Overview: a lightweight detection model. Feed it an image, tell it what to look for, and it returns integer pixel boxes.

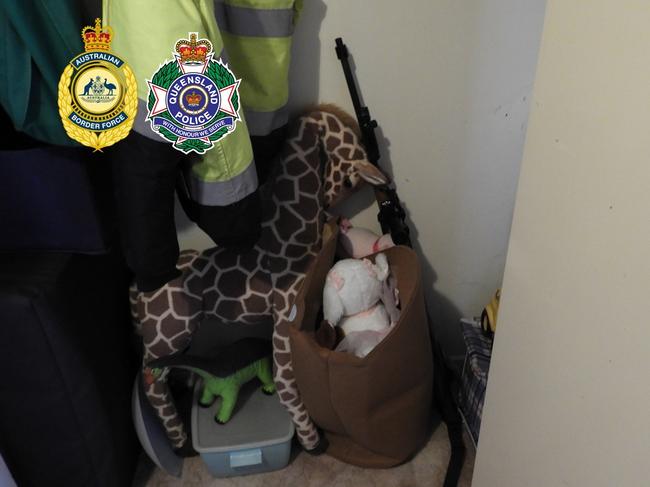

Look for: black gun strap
[432,337,466,487]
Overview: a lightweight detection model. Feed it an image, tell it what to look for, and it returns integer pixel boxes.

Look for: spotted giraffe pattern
[134,251,203,446]
[132,108,372,450]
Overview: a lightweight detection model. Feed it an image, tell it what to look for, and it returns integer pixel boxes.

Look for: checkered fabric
[458,318,493,445]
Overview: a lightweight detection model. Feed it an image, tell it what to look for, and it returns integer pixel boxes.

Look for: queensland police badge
[58,18,137,151]
[146,33,241,154]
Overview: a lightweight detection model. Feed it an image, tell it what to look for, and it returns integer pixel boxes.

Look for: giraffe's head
[324,158,390,210]
[314,105,390,210]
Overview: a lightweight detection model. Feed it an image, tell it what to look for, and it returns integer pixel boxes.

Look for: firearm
[336,40,465,487]
[335,37,412,247]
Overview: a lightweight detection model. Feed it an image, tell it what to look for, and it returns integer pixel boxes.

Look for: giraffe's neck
[259,115,332,253]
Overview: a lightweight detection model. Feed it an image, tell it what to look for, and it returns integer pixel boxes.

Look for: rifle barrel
[335,37,411,247]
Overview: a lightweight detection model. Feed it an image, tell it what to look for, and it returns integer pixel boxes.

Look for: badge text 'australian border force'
[57,18,137,151]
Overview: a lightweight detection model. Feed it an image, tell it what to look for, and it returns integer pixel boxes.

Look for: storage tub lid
[191,381,295,453]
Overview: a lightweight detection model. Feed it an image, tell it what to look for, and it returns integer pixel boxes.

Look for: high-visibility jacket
[105,0,300,206]
[215,0,302,137]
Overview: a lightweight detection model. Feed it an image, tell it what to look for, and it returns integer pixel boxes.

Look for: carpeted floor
[140,424,475,487]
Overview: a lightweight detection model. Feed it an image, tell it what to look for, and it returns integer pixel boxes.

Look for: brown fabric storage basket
[289,221,433,467]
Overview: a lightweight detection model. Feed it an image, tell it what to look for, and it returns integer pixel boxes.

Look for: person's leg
[251,125,287,184]
[112,133,194,448]
[177,180,262,253]
[111,132,181,292]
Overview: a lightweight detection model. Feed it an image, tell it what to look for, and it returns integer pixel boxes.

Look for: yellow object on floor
[481,289,501,335]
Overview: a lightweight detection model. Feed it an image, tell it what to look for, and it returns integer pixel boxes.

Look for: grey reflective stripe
[189,160,258,206]
[214,1,295,37]
[244,105,289,136]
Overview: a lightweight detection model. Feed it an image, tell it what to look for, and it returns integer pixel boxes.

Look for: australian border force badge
[58,18,136,151]
[146,33,241,154]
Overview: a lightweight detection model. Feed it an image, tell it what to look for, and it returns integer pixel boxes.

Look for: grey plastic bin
[191,380,295,478]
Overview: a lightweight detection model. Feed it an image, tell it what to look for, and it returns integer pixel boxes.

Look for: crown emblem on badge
[81,18,113,51]
[185,91,202,106]
[175,34,212,64]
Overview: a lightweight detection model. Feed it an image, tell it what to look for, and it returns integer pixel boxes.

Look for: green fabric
[0,0,299,152]
[107,0,255,184]
[0,0,82,145]
[218,0,299,114]
[222,32,291,111]
[105,0,226,101]
[294,0,304,23]
[191,113,254,181]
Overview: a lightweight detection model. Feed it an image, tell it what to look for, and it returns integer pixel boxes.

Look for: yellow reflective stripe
[222,32,290,111]
[191,115,254,182]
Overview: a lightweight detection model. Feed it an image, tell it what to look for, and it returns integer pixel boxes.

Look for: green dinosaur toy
[176,358,274,424]
[148,338,275,424]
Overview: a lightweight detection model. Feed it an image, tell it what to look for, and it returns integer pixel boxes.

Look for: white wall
[178,0,546,356]
[473,1,650,485]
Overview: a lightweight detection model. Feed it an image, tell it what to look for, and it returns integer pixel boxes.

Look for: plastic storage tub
[191,380,294,477]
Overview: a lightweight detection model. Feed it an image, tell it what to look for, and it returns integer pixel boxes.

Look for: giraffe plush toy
[132,105,390,453]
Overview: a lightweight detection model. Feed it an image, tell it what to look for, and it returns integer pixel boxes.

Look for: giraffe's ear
[355,160,390,186]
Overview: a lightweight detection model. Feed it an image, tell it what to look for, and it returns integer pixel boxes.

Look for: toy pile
[317,222,401,358]
[288,219,434,468]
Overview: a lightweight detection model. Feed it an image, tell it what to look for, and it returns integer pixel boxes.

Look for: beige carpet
[144,424,475,487]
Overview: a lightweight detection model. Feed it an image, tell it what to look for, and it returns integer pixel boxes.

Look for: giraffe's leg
[258,357,276,395]
[141,324,191,449]
[272,317,322,452]
[136,270,203,449]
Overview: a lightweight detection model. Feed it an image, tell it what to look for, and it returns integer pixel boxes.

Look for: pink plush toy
[323,253,400,357]
[338,218,395,259]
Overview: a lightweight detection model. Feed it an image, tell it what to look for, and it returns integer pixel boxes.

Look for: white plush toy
[323,253,400,357]
[338,218,395,259]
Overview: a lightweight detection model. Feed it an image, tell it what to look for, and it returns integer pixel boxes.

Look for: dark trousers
[110,133,261,292]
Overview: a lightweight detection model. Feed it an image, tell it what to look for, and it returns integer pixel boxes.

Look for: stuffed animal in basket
[323,253,400,357]
[338,218,395,259]
[147,339,275,424]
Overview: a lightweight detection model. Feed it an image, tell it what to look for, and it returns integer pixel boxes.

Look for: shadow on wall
[290,0,466,365]
[409,220,465,370]
[288,0,327,114]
